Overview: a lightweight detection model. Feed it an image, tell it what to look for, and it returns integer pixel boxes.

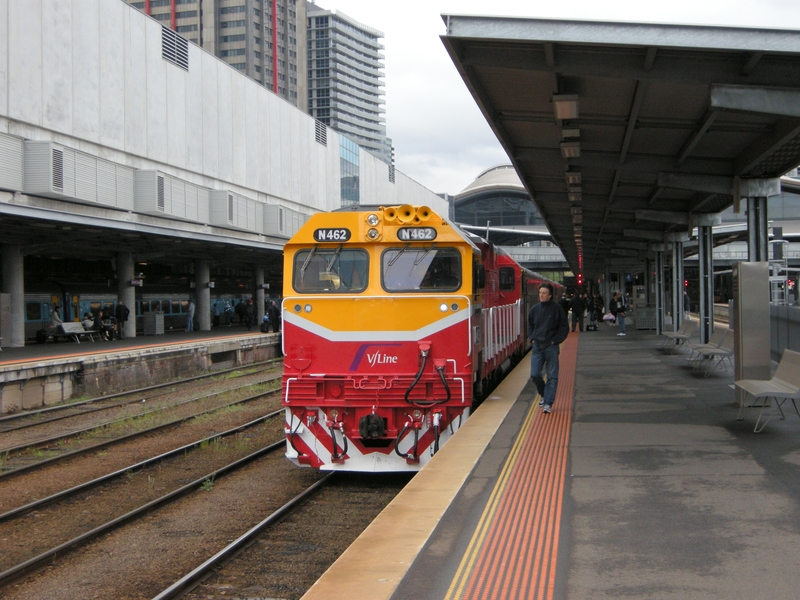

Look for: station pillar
[671,241,684,331]
[195,260,211,331]
[1,244,25,347]
[746,196,769,262]
[255,266,265,326]
[654,250,665,335]
[697,225,715,343]
[116,252,136,339]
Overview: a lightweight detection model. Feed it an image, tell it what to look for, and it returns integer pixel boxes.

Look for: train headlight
[294,304,302,312]
[439,303,448,312]
[367,228,379,239]
[304,304,313,313]
[451,303,459,312]
[367,214,380,226]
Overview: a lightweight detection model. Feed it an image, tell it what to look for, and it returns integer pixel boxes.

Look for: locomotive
[281,204,561,472]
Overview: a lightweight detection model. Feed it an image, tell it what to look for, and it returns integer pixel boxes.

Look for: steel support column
[1,244,25,347]
[672,242,684,331]
[195,260,211,331]
[698,225,714,343]
[116,252,136,339]
[747,196,769,262]
[655,251,665,335]
[255,266,265,326]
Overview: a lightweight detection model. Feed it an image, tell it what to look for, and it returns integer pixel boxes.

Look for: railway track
[0,359,280,434]
[0,414,288,589]
[0,377,282,478]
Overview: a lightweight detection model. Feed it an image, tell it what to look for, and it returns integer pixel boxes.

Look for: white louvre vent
[388,164,395,184]
[157,176,165,211]
[210,190,263,233]
[134,170,209,223]
[315,119,327,146]
[23,141,134,210]
[0,133,24,192]
[264,205,305,239]
[162,26,189,71]
[52,148,64,191]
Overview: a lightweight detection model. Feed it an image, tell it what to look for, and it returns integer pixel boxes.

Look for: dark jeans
[530,343,560,407]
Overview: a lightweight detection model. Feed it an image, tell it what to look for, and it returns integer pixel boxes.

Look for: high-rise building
[306,2,392,166]
[125,0,307,111]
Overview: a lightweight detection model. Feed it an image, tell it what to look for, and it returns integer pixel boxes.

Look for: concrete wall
[0,0,447,218]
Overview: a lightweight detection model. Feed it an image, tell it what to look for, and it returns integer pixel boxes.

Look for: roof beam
[635,209,690,225]
[623,228,666,241]
[619,80,648,164]
[657,172,734,195]
[676,110,720,166]
[734,119,800,176]
[711,84,800,118]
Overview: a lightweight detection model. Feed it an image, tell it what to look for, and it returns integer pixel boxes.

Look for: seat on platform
[660,319,697,353]
[53,322,100,344]
[734,349,800,433]
[698,332,734,377]
[686,326,729,367]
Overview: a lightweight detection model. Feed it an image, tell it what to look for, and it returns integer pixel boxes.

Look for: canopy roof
[441,16,800,275]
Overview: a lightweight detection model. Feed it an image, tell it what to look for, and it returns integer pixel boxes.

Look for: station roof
[441,16,800,276]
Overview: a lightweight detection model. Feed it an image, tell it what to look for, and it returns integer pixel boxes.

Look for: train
[281,204,563,472]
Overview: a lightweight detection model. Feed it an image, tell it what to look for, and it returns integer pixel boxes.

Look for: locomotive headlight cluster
[367,228,379,239]
[367,213,380,226]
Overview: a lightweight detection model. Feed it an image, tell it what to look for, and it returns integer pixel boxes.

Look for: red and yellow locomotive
[281,205,560,472]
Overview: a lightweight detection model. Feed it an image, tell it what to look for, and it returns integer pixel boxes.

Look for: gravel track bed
[0,367,279,452]
[0,413,286,571]
[185,473,413,600]
[0,394,282,513]
[1,454,325,600]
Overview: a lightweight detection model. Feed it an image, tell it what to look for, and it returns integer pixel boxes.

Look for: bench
[660,319,697,353]
[52,322,101,344]
[686,326,728,367]
[734,349,800,433]
[698,333,734,377]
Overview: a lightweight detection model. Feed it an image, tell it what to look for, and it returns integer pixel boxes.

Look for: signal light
[684,279,688,287]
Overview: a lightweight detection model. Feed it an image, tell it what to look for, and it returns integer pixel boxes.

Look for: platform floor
[0,325,274,367]
[303,323,800,600]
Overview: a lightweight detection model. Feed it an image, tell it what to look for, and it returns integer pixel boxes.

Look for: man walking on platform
[528,283,569,414]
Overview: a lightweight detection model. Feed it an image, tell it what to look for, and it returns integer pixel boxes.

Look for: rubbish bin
[143,311,165,335]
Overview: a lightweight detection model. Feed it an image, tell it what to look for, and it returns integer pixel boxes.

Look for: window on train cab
[499,267,516,291]
[90,301,102,315]
[26,303,42,321]
[382,247,461,292]
[293,247,368,293]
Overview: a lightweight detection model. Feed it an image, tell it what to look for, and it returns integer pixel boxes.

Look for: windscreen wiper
[326,244,343,274]
[299,245,318,284]
[388,243,410,267]
[414,243,437,266]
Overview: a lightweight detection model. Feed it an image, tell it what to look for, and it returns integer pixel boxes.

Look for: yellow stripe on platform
[445,332,578,600]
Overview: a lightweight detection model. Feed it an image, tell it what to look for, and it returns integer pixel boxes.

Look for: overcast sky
[312,0,800,195]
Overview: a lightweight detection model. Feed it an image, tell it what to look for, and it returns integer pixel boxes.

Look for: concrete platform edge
[301,358,532,600]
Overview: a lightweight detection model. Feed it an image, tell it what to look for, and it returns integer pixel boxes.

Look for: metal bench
[660,319,697,353]
[686,326,728,368]
[698,333,734,377]
[53,322,100,344]
[734,349,800,432]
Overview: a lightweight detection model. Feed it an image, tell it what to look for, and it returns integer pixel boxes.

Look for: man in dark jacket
[569,293,586,332]
[528,283,570,414]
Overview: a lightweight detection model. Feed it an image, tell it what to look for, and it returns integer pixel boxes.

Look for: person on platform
[186,300,196,332]
[244,299,255,331]
[82,313,94,330]
[528,283,569,415]
[569,293,586,332]
[50,305,63,332]
[267,299,281,333]
[115,302,130,339]
[611,291,628,336]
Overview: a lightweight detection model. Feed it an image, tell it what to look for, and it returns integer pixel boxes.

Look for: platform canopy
[441,16,800,276]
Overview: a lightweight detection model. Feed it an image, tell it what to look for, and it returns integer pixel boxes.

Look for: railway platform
[0,327,281,414]
[303,324,800,599]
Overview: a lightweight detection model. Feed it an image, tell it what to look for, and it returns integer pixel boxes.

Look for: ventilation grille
[52,148,64,191]
[315,119,327,146]
[228,194,234,223]
[388,164,395,184]
[162,26,189,71]
[157,176,165,211]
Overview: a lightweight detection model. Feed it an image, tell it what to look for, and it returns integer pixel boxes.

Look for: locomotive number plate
[314,228,351,242]
[397,227,437,241]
